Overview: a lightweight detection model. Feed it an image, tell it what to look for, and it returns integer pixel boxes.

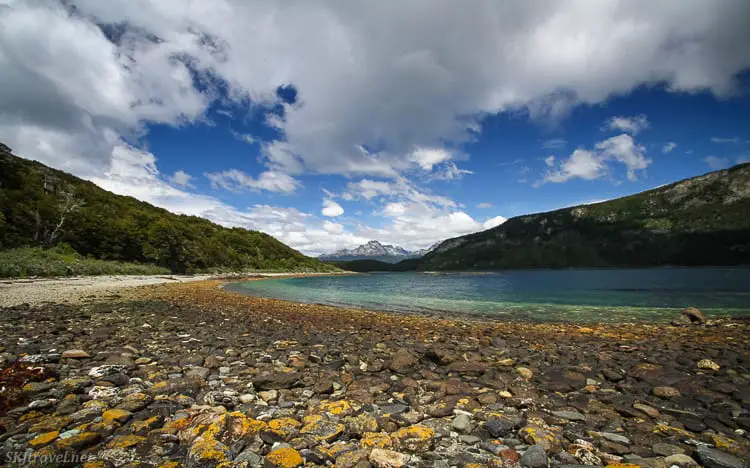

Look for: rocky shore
[0,279,748,467]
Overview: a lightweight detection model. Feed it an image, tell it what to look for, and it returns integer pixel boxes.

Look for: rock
[392,425,435,453]
[335,449,370,468]
[484,414,524,437]
[219,366,231,375]
[538,367,586,392]
[185,366,211,379]
[235,448,263,465]
[88,365,127,378]
[56,431,102,451]
[698,359,721,371]
[516,366,534,380]
[187,436,231,467]
[682,307,706,324]
[451,414,473,434]
[653,386,681,398]
[258,390,279,402]
[203,390,239,408]
[61,349,90,359]
[252,372,302,390]
[300,417,344,443]
[102,408,132,423]
[652,442,685,456]
[600,432,630,445]
[369,448,410,468]
[265,447,304,467]
[361,431,393,449]
[520,444,549,468]
[664,454,700,468]
[519,425,562,452]
[389,348,418,373]
[633,402,659,418]
[550,410,585,421]
[694,446,746,468]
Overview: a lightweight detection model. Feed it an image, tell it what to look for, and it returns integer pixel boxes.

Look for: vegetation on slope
[0,245,169,278]
[0,144,338,274]
[420,163,750,270]
[328,258,421,272]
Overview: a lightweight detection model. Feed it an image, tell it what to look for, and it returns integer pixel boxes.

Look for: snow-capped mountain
[320,240,440,263]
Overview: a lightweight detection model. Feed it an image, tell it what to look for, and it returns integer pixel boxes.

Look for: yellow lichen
[265,447,304,467]
[55,431,102,451]
[28,431,59,448]
[361,431,393,449]
[102,409,131,423]
[105,434,146,449]
[132,415,162,433]
[316,400,353,416]
[189,436,230,463]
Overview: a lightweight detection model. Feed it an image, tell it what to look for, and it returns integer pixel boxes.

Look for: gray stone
[520,444,548,468]
[695,446,746,468]
[185,367,211,379]
[451,414,473,434]
[235,448,263,466]
[551,410,585,421]
[664,454,700,468]
[600,432,630,445]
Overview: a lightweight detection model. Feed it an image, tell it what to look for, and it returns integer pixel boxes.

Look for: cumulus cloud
[321,199,344,217]
[603,115,650,135]
[205,169,300,193]
[482,215,507,229]
[168,170,194,188]
[541,133,650,184]
[4,0,750,179]
[662,142,677,153]
[3,0,750,254]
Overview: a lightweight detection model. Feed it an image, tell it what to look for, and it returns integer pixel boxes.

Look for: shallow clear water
[227,268,750,323]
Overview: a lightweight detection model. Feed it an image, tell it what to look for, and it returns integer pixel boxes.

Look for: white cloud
[205,169,300,193]
[408,147,452,171]
[232,132,257,145]
[603,115,650,135]
[4,0,750,181]
[482,215,507,230]
[321,199,344,217]
[430,162,473,180]
[737,155,750,164]
[710,137,740,144]
[703,155,730,170]
[476,202,492,209]
[382,202,407,217]
[541,133,650,184]
[594,134,650,181]
[662,142,677,153]
[168,170,194,188]
[542,149,605,184]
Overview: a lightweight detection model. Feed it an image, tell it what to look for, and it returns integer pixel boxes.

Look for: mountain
[320,240,439,263]
[0,144,337,274]
[420,163,750,270]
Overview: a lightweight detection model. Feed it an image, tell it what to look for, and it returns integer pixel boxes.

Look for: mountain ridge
[420,162,750,270]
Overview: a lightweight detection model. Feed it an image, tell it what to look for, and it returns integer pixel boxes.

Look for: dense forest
[0,144,337,274]
[420,162,750,270]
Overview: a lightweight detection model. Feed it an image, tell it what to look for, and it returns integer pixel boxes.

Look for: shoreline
[1,279,748,467]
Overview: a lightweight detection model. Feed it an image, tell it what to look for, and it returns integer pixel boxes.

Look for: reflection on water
[226,268,750,323]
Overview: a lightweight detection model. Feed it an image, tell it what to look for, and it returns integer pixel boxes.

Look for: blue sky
[2,1,750,255]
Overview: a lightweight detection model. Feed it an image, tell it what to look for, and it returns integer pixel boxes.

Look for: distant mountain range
[319,240,439,263]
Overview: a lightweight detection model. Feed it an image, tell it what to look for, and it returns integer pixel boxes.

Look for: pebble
[520,444,548,468]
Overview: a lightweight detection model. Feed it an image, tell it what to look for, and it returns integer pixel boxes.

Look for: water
[226,268,750,323]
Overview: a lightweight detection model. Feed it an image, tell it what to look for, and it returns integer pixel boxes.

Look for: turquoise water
[226,268,750,323]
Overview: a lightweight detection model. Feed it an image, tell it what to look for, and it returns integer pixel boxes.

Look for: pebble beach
[0,278,748,467]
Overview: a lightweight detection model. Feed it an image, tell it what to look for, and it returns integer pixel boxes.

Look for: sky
[1,1,750,256]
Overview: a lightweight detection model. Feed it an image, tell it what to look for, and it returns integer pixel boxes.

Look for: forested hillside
[0,144,336,273]
[420,163,750,270]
